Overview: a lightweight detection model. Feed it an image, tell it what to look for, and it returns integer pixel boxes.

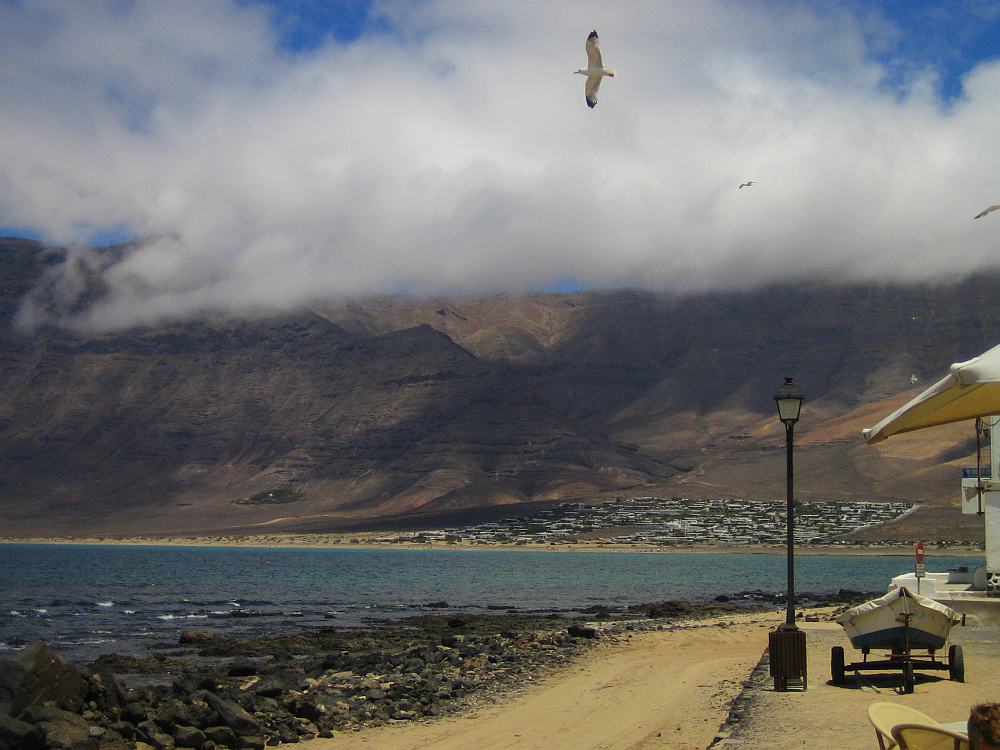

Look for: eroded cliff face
[0,238,994,536]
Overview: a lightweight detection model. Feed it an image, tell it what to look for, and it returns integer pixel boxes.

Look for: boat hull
[835,586,961,652]
[843,624,946,651]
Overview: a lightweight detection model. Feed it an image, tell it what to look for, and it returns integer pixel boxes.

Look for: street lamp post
[775,377,804,629]
[769,376,806,691]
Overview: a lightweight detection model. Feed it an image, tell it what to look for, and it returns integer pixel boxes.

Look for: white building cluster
[370,496,911,547]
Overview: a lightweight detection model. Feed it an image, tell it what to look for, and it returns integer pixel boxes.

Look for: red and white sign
[915,541,925,563]
[915,541,925,578]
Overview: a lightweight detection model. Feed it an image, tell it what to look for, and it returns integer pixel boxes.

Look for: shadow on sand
[827,671,948,694]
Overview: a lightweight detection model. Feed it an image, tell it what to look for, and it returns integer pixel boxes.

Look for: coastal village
[362,496,914,548]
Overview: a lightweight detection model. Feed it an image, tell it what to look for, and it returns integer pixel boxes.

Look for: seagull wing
[974,204,1000,219]
[585,75,602,108]
[586,31,603,68]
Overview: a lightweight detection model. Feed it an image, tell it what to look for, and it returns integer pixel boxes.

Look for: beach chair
[890,723,968,750]
[867,702,939,750]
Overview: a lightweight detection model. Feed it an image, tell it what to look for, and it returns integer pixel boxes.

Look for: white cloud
[2,0,1000,331]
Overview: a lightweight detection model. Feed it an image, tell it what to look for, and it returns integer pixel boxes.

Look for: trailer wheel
[949,644,965,682]
[902,662,915,694]
[831,646,845,685]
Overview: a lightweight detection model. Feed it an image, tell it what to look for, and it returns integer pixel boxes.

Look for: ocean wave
[156,613,209,621]
[96,601,114,608]
[63,638,113,646]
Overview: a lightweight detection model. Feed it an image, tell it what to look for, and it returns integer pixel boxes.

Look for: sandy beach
[0,534,984,557]
[292,609,998,750]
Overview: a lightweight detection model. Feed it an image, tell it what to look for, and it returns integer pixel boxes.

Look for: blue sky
[249,0,378,47]
[858,0,1000,101]
[3,1,1000,330]
[253,0,1000,99]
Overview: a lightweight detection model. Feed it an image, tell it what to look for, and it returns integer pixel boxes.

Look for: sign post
[915,540,925,594]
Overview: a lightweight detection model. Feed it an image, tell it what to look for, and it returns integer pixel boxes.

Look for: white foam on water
[96,601,113,607]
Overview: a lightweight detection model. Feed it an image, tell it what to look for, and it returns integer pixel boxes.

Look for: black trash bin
[769,627,807,691]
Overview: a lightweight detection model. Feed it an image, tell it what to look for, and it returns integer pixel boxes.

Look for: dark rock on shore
[0,642,88,717]
[628,600,696,619]
[0,712,44,749]
[0,615,586,746]
[172,724,205,748]
[199,691,261,736]
[731,589,879,607]
[18,706,90,749]
[575,605,621,620]
[228,658,258,678]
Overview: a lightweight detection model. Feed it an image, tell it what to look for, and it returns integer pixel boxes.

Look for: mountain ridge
[0,238,993,540]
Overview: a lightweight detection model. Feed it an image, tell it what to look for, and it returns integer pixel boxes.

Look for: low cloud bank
[2,1,1000,331]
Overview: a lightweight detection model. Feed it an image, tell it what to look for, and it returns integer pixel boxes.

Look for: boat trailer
[830,612,965,693]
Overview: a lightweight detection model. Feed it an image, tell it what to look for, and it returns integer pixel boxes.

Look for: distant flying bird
[739,181,756,189]
[974,204,1000,219]
[575,31,616,108]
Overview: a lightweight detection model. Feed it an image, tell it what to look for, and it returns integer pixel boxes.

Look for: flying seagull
[974,204,1000,219]
[738,181,756,189]
[575,30,616,109]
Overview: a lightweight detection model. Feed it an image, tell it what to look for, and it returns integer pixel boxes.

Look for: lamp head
[774,377,804,425]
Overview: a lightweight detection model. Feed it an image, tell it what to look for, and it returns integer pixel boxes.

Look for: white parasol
[863,342,1000,444]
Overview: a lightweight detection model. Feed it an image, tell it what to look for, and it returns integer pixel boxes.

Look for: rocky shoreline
[0,591,875,749]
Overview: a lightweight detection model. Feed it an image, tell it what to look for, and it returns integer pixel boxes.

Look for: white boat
[835,586,962,652]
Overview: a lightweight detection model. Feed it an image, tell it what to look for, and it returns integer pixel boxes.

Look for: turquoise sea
[0,544,981,662]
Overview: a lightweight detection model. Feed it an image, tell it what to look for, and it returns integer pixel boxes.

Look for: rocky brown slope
[0,238,995,538]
